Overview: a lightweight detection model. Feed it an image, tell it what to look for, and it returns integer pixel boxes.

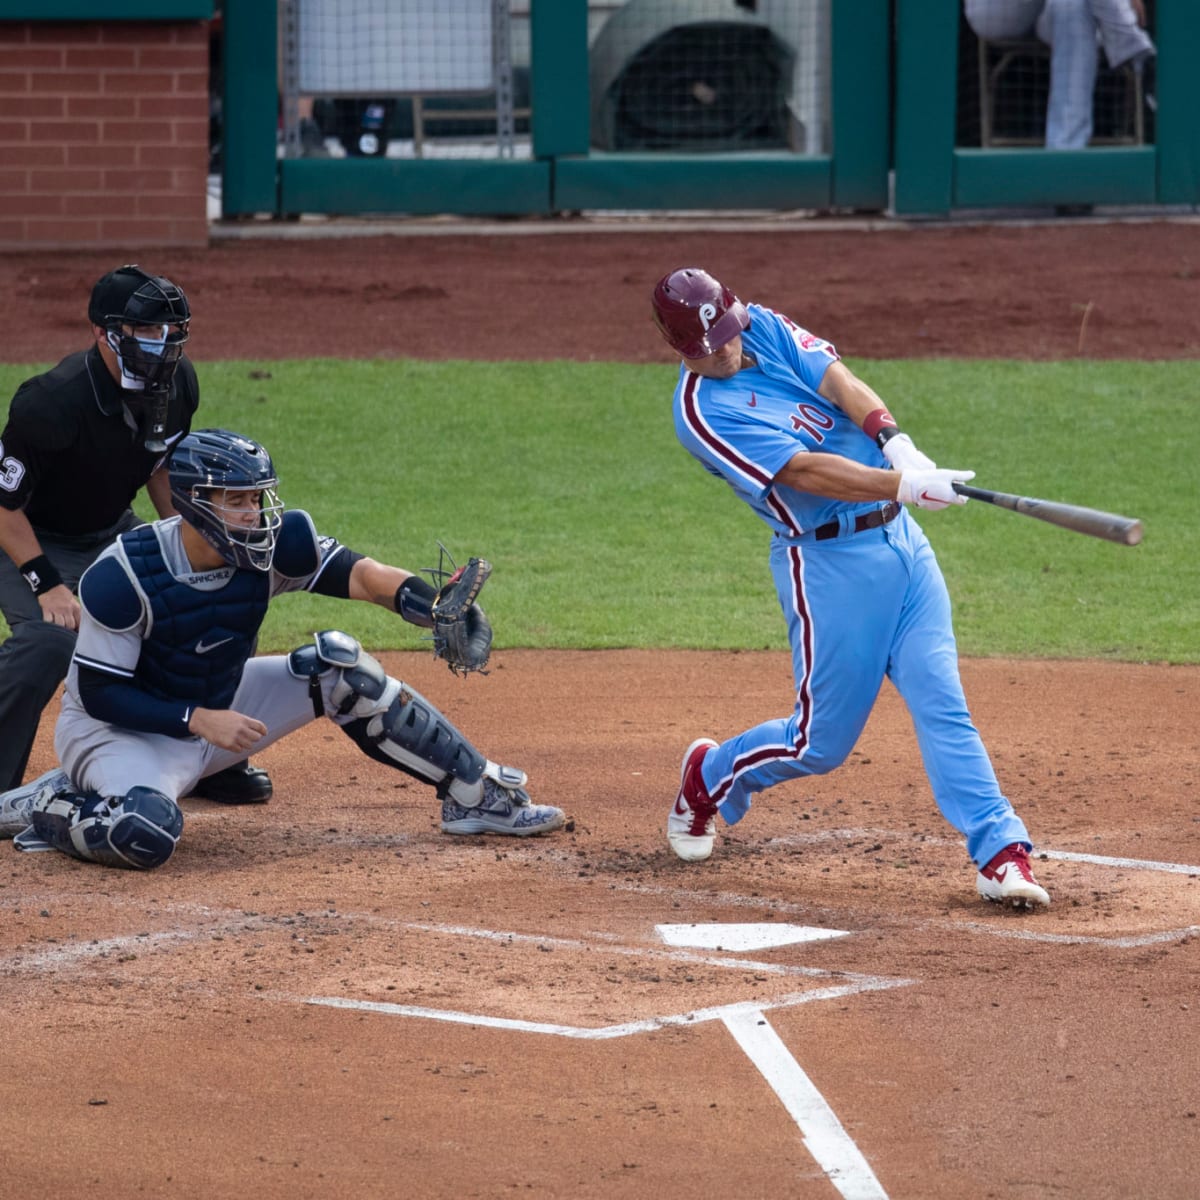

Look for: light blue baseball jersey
[673,303,886,538]
[671,304,1031,868]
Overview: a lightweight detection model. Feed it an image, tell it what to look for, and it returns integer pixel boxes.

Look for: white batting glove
[880,433,936,473]
[897,468,975,510]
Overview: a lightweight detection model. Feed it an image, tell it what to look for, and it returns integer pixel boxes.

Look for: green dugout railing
[32,0,1179,219]
[220,0,893,219]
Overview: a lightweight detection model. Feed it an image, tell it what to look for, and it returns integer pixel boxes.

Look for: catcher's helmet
[168,429,284,572]
[89,264,191,391]
[652,268,749,359]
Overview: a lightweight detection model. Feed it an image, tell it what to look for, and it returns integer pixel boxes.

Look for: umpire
[0,264,271,805]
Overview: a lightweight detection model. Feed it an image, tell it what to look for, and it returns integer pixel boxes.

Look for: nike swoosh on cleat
[992,864,1010,882]
[673,796,688,816]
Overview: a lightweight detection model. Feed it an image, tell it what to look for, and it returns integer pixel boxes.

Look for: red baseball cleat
[976,843,1051,909]
[667,738,719,862]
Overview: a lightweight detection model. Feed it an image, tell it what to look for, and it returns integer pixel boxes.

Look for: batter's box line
[1043,849,1200,874]
[302,973,913,1039]
[301,969,910,1200]
[954,922,1200,947]
[601,878,1200,949]
[756,828,1200,877]
[0,915,282,975]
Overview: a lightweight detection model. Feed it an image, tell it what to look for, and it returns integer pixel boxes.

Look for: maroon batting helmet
[652,268,749,359]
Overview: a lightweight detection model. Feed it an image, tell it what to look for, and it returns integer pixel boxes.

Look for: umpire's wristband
[18,554,63,596]
[395,575,437,628]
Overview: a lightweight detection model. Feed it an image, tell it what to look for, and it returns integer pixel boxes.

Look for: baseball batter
[0,429,565,870]
[652,268,1049,909]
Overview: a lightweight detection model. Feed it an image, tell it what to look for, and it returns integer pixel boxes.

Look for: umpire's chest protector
[121,525,270,708]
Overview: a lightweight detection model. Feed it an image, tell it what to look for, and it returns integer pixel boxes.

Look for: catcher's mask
[652,267,749,360]
[168,429,284,572]
[89,264,191,392]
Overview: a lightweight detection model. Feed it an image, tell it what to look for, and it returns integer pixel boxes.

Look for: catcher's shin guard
[29,785,182,869]
[288,630,489,804]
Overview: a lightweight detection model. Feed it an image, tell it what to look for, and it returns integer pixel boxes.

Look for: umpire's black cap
[88,264,190,328]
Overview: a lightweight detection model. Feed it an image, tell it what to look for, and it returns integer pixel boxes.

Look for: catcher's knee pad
[288,630,486,791]
[31,786,182,870]
[288,630,387,718]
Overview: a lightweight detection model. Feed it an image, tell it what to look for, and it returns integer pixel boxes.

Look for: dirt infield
[2,222,1198,1200]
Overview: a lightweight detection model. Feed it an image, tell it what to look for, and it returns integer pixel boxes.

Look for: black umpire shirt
[0,346,199,537]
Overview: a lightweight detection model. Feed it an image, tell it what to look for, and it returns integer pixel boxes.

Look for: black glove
[430,556,493,676]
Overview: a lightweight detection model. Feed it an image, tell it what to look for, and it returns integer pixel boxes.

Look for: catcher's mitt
[429,549,493,676]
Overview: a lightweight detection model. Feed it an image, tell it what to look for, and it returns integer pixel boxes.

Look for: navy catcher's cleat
[440,776,565,837]
[189,761,273,806]
[976,843,1050,909]
[667,738,719,862]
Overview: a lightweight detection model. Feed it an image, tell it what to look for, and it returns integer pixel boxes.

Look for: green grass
[2,357,1195,661]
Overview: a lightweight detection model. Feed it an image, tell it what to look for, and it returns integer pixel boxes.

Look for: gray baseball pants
[55,654,334,802]
[0,513,141,791]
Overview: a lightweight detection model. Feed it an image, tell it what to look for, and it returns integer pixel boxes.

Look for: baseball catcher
[0,428,565,870]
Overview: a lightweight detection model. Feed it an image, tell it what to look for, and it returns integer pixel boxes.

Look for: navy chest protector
[120,524,269,708]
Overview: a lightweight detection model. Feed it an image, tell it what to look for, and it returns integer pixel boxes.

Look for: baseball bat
[951,483,1143,546]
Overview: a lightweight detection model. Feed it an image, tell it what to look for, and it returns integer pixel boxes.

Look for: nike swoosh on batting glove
[897,468,975,510]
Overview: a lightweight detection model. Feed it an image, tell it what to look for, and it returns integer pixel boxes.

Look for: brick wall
[0,20,210,249]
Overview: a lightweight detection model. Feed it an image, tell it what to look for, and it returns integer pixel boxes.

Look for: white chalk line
[724,1009,890,1200]
[600,878,1199,948]
[761,828,1200,876]
[2,836,1194,981]
[0,898,908,1199]
[303,951,911,1200]
[304,973,911,1039]
[5,909,1191,975]
[953,922,1200,947]
[1040,848,1199,874]
[0,906,893,988]
[4,831,1190,1200]
[1,928,206,972]
[0,912,282,973]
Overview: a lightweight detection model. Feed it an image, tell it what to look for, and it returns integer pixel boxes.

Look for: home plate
[655,923,850,951]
